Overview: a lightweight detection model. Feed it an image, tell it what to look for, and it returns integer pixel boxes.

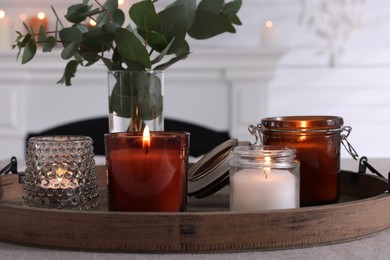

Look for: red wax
[105,132,189,212]
[28,17,48,34]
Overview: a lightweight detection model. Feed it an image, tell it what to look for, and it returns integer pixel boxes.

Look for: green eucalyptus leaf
[198,0,224,14]
[223,0,242,16]
[61,41,80,59]
[57,60,79,86]
[158,4,188,54]
[113,9,125,26]
[129,0,161,32]
[219,12,236,33]
[230,14,242,25]
[167,0,196,29]
[114,28,151,69]
[75,24,89,33]
[102,57,114,71]
[151,38,174,65]
[59,27,83,47]
[42,36,57,52]
[65,3,92,23]
[188,9,234,39]
[96,0,118,26]
[137,29,167,52]
[80,51,100,66]
[175,40,190,56]
[154,52,189,71]
[37,26,47,43]
[22,22,31,35]
[21,38,36,64]
[82,27,113,52]
[103,22,120,34]
[124,60,148,71]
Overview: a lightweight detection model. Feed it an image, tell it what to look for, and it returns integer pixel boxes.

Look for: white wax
[0,15,12,50]
[260,21,279,48]
[230,168,297,211]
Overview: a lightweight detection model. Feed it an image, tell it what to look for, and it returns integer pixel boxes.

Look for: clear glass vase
[108,70,164,132]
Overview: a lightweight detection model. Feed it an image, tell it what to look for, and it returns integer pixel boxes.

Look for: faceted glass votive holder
[24,136,99,210]
[105,131,190,212]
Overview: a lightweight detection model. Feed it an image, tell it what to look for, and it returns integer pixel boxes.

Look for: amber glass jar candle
[261,116,344,206]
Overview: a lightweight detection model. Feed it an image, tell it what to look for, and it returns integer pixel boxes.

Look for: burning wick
[142,125,150,154]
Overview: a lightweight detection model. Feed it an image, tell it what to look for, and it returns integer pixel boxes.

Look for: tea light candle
[230,168,297,211]
[105,127,190,212]
[0,10,12,49]
[41,163,80,189]
[24,136,99,210]
[260,20,278,47]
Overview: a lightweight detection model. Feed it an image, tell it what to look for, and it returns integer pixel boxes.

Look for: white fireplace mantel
[0,48,285,160]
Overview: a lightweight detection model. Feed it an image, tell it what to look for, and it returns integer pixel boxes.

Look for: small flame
[265,20,273,29]
[118,0,124,6]
[37,12,45,20]
[20,13,27,21]
[89,19,97,27]
[0,10,5,19]
[142,125,150,153]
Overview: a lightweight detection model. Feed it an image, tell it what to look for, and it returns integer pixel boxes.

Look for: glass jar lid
[188,139,251,198]
[261,116,344,131]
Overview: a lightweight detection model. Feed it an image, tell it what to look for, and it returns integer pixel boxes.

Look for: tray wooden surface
[0,166,388,253]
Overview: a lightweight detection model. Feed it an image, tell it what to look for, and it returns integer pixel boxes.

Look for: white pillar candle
[0,10,13,50]
[260,20,279,48]
[230,168,297,211]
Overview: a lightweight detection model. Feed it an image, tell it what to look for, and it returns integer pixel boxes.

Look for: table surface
[0,158,389,260]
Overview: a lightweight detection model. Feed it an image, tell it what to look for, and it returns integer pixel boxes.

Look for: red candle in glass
[105,127,189,212]
[261,116,344,206]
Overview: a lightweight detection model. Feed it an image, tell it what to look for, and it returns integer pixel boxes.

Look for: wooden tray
[0,166,388,253]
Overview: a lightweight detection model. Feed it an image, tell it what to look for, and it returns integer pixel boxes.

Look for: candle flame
[265,20,273,29]
[20,13,27,21]
[37,12,46,20]
[118,0,124,6]
[89,19,97,27]
[0,10,5,19]
[143,125,150,154]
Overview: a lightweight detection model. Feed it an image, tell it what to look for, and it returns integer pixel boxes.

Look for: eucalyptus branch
[51,5,64,29]
[94,0,115,23]
[14,0,243,86]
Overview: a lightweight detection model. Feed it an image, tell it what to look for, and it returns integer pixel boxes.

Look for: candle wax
[107,148,186,212]
[230,168,297,211]
[0,15,12,49]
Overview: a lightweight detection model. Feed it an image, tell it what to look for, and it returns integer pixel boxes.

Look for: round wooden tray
[0,166,388,253]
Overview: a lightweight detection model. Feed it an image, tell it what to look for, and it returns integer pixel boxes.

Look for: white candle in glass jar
[230,168,297,211]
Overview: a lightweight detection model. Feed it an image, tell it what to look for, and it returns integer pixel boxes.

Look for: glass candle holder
[24,136,99,210]
[105,131,190,212]
[260,116,344,206]
[229,145,300,211]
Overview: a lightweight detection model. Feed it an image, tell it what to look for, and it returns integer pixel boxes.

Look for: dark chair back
[26,118,230,157]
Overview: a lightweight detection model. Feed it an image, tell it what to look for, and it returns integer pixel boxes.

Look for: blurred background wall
[1,0,389,160]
